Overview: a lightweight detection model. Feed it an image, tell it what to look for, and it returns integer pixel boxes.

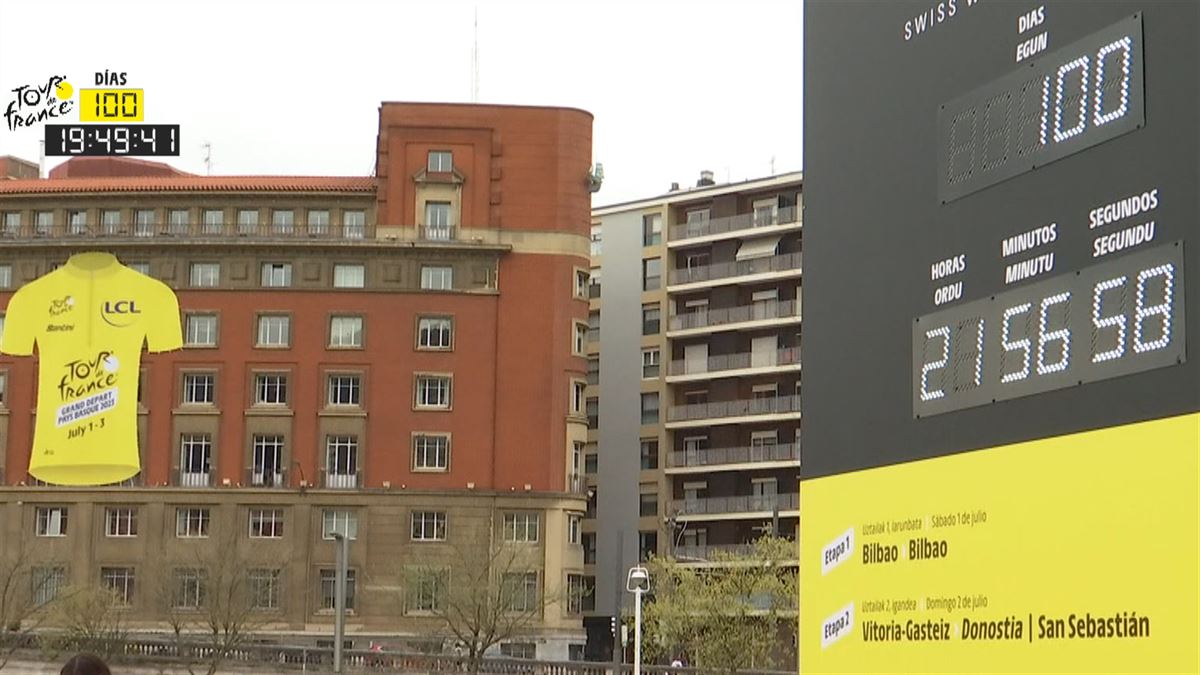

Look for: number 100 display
[913,243,1185,417]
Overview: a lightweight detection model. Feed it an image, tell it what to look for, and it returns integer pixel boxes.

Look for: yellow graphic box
[0,252,182,485]
[800,414,1199,674]
[79,88,144,121]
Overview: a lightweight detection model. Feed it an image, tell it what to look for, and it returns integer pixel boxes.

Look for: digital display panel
[913,241,1184,417]
[44,124,180,156]
[938,15,1145,202]
[78,88,144,122]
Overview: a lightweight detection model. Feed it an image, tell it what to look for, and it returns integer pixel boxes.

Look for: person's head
[60,654,111,675]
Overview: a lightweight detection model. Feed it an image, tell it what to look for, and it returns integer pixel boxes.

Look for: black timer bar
[44,124,181,157]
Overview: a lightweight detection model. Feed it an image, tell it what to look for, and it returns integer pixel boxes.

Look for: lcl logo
[101,300,141,327]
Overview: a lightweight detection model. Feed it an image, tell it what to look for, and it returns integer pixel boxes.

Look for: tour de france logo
[4,76,75,131]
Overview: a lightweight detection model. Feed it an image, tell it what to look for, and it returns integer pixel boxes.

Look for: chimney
[697,170,715,187]
[669,182,680,192]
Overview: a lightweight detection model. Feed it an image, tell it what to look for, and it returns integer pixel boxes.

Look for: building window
[407,568,446,612]
[503,572,539,612]
[417,316,453,350]
[185,314,218,347]
[202,209,224,234]
[642,214,662,246]
[687,208,711,225]
[133,209,154,236]
[424,202,452,236]
[329,315,364,348]
[567,574,585,615]
[571,381,587,416]
[420,265,453,291]
[32,566,66,606]
[101,567,135,606]
[343,210,366,239]
[0,264,11,288]
[642,349,660,378]
[1,212,19,235]
[640,392,659,424]
[640,439,659,470]
[179,434,212,487]
[176,508,210,538]
[308,210,330,235]
[256,315,291,347]
[503,513,539,543]
[642,258,661,291]
[568,514,581,545]
[182,373,215,405]
[411,511,447,541]
[573,322,587,356]
[586,397,598,429]
[500,643,536,660]
[582,533,596,564]
[428,150,453,172]
[127,261,150,276]
[249,569,282,610]
[642,304,660,335]
[322,509,359,540]
[251,435,285,487]
[271,209,294,234]
[590,225,602,256]
[328,374,361,406]
[261,262,292,288]
[319,569,356,611]
[639,530,659,561]
[413,435,450,471]
[249,508,284,538]
[238,209,258,234]
[415,375,452,409]
[99,209,120,234]
[68,210,87,235]
[31,211,53,235]
[254,373,288,405]
[639,492,659,517]
[168,209,190,234]
[333,263,365,289]
[586,358,599,385]
[325,436,359,488]
[189,262,220,288]
[574,270,589,299]
[104,507,138,537]
[35,506,68,537]
[584,453,598,475]
[172,567,207,609]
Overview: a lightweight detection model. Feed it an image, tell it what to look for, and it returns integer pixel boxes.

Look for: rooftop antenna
[202,142,212,175]
[471,5,480,102]
[770,155,776,175]
[38,140,45,178]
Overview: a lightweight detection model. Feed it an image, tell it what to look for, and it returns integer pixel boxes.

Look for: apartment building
[584,172,802,656]
[0,102,594,660]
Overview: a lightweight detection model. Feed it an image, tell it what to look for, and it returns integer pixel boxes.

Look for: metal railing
[174,470,211,488]
[418,225,457,241]
[668,252,802,286]
[4,222,371,240]
[323,470,360,489]
[669,205,800,241]
[246,468,288,488]
[672,492,799,516]
[667,299,801,332]
[673,543,756,560]
[667,394,801,422]
[668,348,800,376]
[668,442,800,468]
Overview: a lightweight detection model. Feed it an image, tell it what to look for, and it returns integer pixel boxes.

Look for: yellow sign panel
[799,414,1199,674]
[79,88,143,121]
[0,252,181,485]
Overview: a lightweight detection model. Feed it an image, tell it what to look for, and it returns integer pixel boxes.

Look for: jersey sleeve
[1,286,39,356]
[145,279,183,353]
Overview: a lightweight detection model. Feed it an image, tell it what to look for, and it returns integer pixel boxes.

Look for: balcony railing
[323,470,360,489]
[5,222,371,240]
[588,282,601,299]
[246,468,287,488]
[174,470,211,488]
[669,205,800,242]
[668,442,800,468]
[667,394,801,423]
[673,543,756,560]
[668,348,800,377]
[668,299,801,332]
[671,492,799,516]
[668,252,802,286]
[567,473,587,494]
[418,224,456,241]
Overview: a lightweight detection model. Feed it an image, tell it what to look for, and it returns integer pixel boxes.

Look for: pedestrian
[60,654,111,675]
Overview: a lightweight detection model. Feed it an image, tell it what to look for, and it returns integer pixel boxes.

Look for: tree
[0,545,65,669]
[38,585,127,662]
[642,536,798,672]
[158,526,282,675]
[402,538,564,672]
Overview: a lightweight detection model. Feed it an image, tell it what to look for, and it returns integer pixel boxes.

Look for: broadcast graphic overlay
[801,2,1198,673]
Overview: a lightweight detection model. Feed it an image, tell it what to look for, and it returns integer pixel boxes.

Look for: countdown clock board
[800,2,1198,674]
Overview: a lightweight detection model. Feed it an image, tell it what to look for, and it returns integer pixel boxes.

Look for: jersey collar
[63,252,123,279]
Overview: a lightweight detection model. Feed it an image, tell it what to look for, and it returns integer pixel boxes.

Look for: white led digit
[947,108,976,185]
[973,318,985,387]
[1133,264,1174,352]
[1093,36,1132,126]
[920,326,951,401]
[1092,276,1127,363]
[1039,75,1051,146]
[1001,303,1032,383]
[1053,56,1090,142]
[1036,292,1072,374]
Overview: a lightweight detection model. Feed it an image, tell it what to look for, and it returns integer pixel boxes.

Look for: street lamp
[331,531,350,674]
[626,566,650,675]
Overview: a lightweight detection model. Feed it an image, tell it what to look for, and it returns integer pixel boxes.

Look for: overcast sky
[0,0,802,206]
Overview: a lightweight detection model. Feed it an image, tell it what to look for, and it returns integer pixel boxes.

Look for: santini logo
[821,527,855,575]
[821,602,855,649]
[101,300,141,327]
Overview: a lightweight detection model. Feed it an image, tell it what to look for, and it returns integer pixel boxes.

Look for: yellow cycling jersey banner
[799,413,1199,674]
[0,252,182,486]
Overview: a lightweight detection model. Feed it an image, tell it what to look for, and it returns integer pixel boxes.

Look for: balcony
[673,543,755,561]
[667,252,802,290]
[174,470,211,488]
[322,470,359,489]
[417,224,456,241]
[671,492,799,520]
[667,442,800,472]
[667,348,800,382]
[246,468,287,488]
[667,299,801,336]
[567,473,588,495]
[666,394,801,428]
[588,282,601,299]
[669,206,801,246]
[6,221,371,241]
